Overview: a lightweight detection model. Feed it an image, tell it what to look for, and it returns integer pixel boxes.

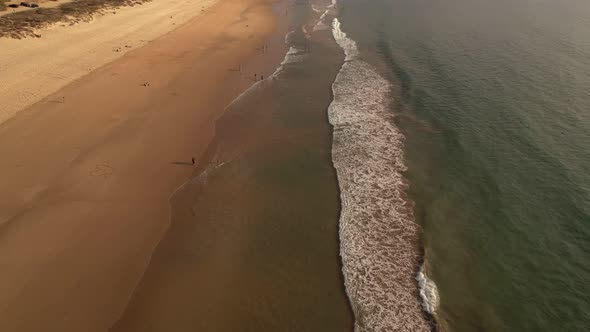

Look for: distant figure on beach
[261,75,264,80]
[192,158,196,166]
[254,73,257,79]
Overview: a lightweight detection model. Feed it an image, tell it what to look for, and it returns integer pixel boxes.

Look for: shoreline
[111,0,356,329]
[110,2,291,328]
[329,17,433,331]
[0,0,282,329]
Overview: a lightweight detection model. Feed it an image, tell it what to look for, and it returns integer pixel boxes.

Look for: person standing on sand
[192,158,196,166]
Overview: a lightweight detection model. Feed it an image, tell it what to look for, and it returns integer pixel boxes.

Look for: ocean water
[115,0,590,330]
[335,0,590,330]
[329,17,431,331]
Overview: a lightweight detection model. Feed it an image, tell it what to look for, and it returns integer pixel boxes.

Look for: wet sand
[111,5,355,328]
[0,0,282,330]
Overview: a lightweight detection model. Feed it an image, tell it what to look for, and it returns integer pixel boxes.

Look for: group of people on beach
[254,44,268,81]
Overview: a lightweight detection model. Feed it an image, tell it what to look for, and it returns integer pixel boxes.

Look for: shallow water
[111,1,356,330]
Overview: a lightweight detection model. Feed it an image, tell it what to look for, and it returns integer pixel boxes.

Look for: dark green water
[338,0,590,330]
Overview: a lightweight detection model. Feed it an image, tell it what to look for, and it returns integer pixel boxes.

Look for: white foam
[284,30,296,44]
[283,45,308,64]
[312,0,338,32]
[311,4,325,13]
[330,18,433,331]
[417,264,440,315]
[227,30,307,107]
[313,10,332,32]
[332,18,359,61]
[270,45,308,78]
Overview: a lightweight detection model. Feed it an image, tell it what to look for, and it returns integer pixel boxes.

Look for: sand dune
[0,0,71,17]
[0,0,216,125]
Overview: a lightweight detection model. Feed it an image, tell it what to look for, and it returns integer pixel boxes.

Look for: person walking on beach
[192,157,196,166]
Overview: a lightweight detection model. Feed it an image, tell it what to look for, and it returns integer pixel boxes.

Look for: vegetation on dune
[0,0,151,38]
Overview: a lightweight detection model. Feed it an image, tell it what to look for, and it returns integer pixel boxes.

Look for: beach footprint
[90,164,114,178]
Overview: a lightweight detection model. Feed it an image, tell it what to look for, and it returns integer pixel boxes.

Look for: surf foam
[417,264,439,316]
[229,29,306,107]
[269,45,308,78]
[312,0,338,31]
[329,18,434,331]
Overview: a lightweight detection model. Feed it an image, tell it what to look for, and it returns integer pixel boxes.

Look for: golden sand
[0,0,279,329]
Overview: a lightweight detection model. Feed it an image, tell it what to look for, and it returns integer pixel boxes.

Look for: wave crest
[329,18,434,331]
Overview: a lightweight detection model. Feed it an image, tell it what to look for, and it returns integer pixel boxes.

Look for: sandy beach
[0,0,217,125]
[0,0,282,330]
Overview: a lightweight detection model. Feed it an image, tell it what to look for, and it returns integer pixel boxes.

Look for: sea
[116,0,590,330]
[333,0,590,330]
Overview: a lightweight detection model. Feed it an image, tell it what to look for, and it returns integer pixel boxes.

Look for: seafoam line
[329,17,436,331]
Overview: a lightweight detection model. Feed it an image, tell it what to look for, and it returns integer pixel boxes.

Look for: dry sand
[0,0,281,330]
[0,0,217,125]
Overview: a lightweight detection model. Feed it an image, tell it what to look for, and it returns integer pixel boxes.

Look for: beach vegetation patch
[0,0,152,38]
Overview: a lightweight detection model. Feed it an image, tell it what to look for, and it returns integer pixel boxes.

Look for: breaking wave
[270,45,308,78]
[329,17,435,331]
[417,264,439,316]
